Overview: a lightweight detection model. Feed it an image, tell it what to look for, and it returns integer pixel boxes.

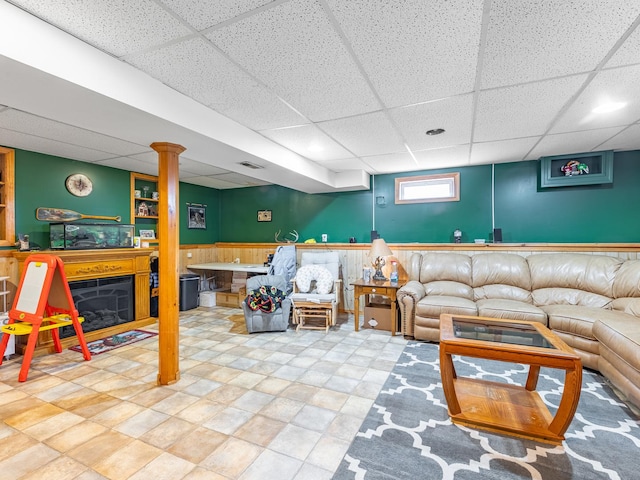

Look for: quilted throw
[245,285,286,313]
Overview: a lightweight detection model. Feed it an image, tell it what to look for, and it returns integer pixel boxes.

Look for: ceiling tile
[527,127,625,159]
[0,128,115,162]
[96,156,158,176]
[177,157,231,176]
[607,24,640,68]
[326,0,484,107]
[0,109,146,155]
[318,157,372,173]
[125,152,238,178]
[11,0,192,57]
[361,152,420,174]
[481,0,640,88]
[211,172,270,186]
[474,75,587,142]
[199,172,270,188]
[162,0,273,31]
[185,176,250,189]
[389,95,474,151]
[206,0,380,121]
[126,37,308,130]
[598,124,640,151]
[318,111,405,157]
[470,137,540,165]
[413,145,471,170]
[260,125,353,161]
[550,65,640,133]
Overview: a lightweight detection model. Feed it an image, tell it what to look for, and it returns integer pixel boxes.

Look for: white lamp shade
[369,238,393,259]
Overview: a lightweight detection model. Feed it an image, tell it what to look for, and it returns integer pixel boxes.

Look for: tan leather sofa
[397,252,640,408]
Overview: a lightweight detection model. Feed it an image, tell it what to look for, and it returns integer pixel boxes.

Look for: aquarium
[50,223,135,250]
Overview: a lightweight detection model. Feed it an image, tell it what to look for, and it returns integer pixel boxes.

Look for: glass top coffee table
[439,314,582,444]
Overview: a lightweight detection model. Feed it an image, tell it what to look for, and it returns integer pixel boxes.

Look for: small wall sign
[257,210,272,222]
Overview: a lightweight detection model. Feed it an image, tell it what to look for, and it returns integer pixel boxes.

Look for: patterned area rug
[70,329,157,355]
[333,341,640,480]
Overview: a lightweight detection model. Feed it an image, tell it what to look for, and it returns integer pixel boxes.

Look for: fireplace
[60,275,135,338]
[13,248,154,356]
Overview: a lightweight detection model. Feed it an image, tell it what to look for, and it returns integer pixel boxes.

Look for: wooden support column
[151,142,185,385]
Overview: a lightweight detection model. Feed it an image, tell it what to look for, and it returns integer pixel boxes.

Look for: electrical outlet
[187,252,192,258]
[321,234,328,242]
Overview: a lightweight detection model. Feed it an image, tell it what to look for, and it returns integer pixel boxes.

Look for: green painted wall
[219,185,372,243]
[13,149,219,248]
[220,151,640,244]
[180,182,220,244]
[8,147,640,248]
[494,151,640,242]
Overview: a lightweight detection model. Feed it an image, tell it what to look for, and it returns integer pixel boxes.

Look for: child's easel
[0,254,91,381]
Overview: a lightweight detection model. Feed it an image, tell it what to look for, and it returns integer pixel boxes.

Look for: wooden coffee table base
[439,315,582,445]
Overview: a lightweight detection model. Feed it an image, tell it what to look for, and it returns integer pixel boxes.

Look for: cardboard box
[363,304,396,331]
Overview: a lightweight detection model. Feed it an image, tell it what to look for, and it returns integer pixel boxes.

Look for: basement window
[395,172,460,204]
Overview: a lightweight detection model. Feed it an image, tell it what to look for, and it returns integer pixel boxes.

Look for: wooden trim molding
[214,242,640,253]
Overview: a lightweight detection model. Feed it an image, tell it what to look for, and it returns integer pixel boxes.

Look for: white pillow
[295,265,333,295]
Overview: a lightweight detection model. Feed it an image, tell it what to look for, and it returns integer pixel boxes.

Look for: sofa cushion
[612,260,640,299]
[528,253,622,297]
[474,284,532,303]
[612,298,640,316]
[532,287,612,308]
[472,253,532,290]
[424,280,473,299]
[416,296,477,318]
[593,313,640,374]
[476,299,547,324]
[419,252,471,285]
[542,305,624,340]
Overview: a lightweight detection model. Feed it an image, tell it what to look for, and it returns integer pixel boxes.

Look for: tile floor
[0,307,407,479]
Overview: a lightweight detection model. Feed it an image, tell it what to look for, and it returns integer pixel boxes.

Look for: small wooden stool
[293,301,333,332]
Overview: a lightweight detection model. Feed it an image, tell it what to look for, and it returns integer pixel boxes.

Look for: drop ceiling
[1,0,639,193]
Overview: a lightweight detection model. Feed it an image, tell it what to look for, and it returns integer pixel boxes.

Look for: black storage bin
[179,274,200,311]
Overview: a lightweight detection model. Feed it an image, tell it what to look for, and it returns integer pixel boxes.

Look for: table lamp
[369,238,393,280]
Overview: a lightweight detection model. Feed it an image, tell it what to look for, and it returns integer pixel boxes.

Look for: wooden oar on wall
[36,208,121,222]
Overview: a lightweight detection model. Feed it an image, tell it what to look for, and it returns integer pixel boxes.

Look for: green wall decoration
[7,146,640,248]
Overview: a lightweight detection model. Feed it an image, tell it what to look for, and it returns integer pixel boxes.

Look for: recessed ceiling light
[592,102,627,114]
[308,143,323,153]
[426,128,445,136]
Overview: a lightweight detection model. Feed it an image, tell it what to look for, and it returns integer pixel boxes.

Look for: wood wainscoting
[12,248,155,356]
[205,243,640,315]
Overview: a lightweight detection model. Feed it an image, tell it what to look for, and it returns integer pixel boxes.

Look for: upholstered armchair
[241,275,291,333]
[290,252,341,331]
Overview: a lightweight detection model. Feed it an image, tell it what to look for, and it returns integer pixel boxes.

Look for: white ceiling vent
[238,161,264,169]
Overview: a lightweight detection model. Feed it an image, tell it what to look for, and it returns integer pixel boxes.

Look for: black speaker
[370,230,380,241]
[493,228,503,243]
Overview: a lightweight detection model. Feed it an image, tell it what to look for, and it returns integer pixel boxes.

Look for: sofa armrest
[397,281,426,337]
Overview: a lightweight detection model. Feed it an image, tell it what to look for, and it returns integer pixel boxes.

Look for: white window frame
[395,172,460,204]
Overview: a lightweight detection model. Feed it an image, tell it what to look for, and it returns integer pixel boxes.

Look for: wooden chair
[0,254,91,381]
[290,252,341,332]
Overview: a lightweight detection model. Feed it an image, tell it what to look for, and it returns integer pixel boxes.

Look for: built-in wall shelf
[130,172,160,245]
[0,147,15,246]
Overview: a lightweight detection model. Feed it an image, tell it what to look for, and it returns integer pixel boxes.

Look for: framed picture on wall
[188,205,206,229]
[540,150,613,188]
[139,229,155,239]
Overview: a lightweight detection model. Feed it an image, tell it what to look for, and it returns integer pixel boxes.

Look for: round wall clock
[65,173,93,197]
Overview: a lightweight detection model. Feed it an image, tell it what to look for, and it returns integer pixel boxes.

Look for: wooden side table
[351,279,404,335]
